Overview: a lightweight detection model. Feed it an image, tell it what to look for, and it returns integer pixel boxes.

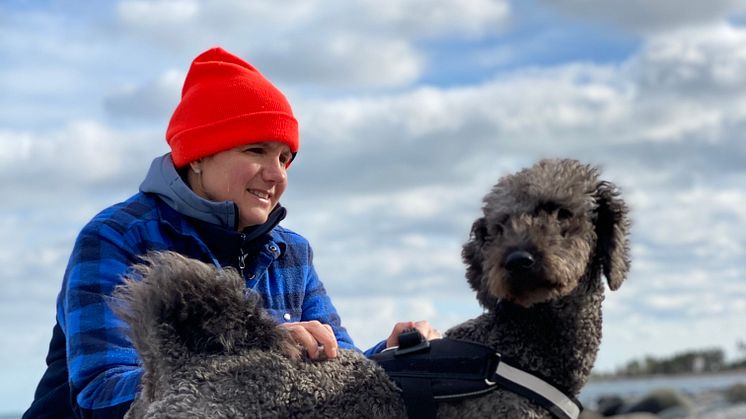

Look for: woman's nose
[262,158,287,183]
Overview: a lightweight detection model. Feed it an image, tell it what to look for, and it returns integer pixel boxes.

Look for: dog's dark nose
[504,250,535,272]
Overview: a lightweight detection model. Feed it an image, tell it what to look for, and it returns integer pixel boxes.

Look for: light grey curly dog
[113,158,630,418]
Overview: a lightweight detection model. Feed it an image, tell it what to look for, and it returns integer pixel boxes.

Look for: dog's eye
[557,208,573,221]
[535,201,559,216]
[481,221,505,242]
[493,216,509,236]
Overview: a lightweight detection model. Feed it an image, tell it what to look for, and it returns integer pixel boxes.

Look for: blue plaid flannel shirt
[58,192,357,411]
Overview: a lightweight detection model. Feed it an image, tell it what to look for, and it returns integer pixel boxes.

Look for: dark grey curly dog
[113,158,630,418]
[439,158,630,417]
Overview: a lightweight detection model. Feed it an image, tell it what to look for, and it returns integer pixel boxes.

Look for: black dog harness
[370,330,582,419]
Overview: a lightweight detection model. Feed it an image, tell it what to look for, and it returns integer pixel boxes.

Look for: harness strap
[489,361,582,419]
[371,330,582,419]
[398,377,436,419]
[388,329,437,418]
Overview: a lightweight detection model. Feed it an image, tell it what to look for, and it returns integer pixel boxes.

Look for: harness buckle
[484,351,502,385]
[394,328,430,356]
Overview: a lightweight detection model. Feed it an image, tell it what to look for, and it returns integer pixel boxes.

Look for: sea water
[580,370,746,407]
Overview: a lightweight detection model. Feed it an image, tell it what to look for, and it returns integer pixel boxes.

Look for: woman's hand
[279,320,339,360]
[385,320,442,348]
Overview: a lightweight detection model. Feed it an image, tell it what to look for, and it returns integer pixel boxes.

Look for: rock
[724,383,746,403]
[619,388,693,415]
[705,403,746,419]
[597,394,626,416]
[658,405,691,419]
[579,409,604,419]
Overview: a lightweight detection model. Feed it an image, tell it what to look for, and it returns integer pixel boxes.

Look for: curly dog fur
[113,158,630,418]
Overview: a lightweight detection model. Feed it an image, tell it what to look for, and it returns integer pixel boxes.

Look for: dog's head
[112,252,298,384]
[463,159,631,308]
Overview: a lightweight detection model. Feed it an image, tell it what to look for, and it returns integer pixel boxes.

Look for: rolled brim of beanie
[169,111,298,168]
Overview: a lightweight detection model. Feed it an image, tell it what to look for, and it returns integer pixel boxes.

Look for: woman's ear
[189,160,202,174]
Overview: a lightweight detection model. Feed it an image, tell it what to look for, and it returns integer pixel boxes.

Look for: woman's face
[188,141,293,230]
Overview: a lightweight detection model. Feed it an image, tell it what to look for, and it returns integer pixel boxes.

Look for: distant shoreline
[590,368,746,382]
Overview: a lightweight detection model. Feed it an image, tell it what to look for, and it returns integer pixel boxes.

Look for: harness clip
[394,328,430,356]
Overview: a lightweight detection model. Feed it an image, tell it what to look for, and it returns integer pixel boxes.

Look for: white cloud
[630,23,746,96]
[252,35,425,87]
[543,0,746,33]
[116,0,510,41]
[597,309,746,371]
[117,0,200,25]
[294,65,631,165]
[112,0,510,88]
[0,310,55,414]
[634,186,746,258]
[0,65,84,96]
[113,0,315,60]
[104,69,184,119]
[283,22,746,198]
[359,0,510,38]
[117,0,316,33]
[334,294,479,351]
[599,260,746,371]
[0,121,165,207]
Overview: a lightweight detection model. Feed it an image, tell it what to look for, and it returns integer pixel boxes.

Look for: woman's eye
[245,147,264,154]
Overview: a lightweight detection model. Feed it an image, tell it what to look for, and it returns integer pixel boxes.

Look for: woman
[24,47,439,418]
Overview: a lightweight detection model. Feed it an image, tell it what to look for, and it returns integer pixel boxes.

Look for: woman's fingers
[320,323,338,359]
[279,321,338,360]
[413,320,442,341]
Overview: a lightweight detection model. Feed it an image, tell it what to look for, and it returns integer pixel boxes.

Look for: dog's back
[114,251,405,418]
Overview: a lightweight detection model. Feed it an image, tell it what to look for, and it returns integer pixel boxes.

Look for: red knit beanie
[166,47,299,168]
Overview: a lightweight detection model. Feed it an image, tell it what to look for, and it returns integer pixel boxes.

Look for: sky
[2,0,746,414]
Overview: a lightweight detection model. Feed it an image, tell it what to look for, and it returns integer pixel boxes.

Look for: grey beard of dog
[114,158,630,418]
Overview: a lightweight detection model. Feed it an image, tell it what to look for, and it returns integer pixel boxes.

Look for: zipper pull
[238,233,247,278]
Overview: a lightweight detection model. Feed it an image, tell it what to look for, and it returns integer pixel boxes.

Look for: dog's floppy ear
[594,181,631,290]
[463,217,496,308]
[112,251,294,373]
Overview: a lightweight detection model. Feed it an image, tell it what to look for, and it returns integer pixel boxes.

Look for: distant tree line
[608,341,746,377]
[616,348,724,376]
